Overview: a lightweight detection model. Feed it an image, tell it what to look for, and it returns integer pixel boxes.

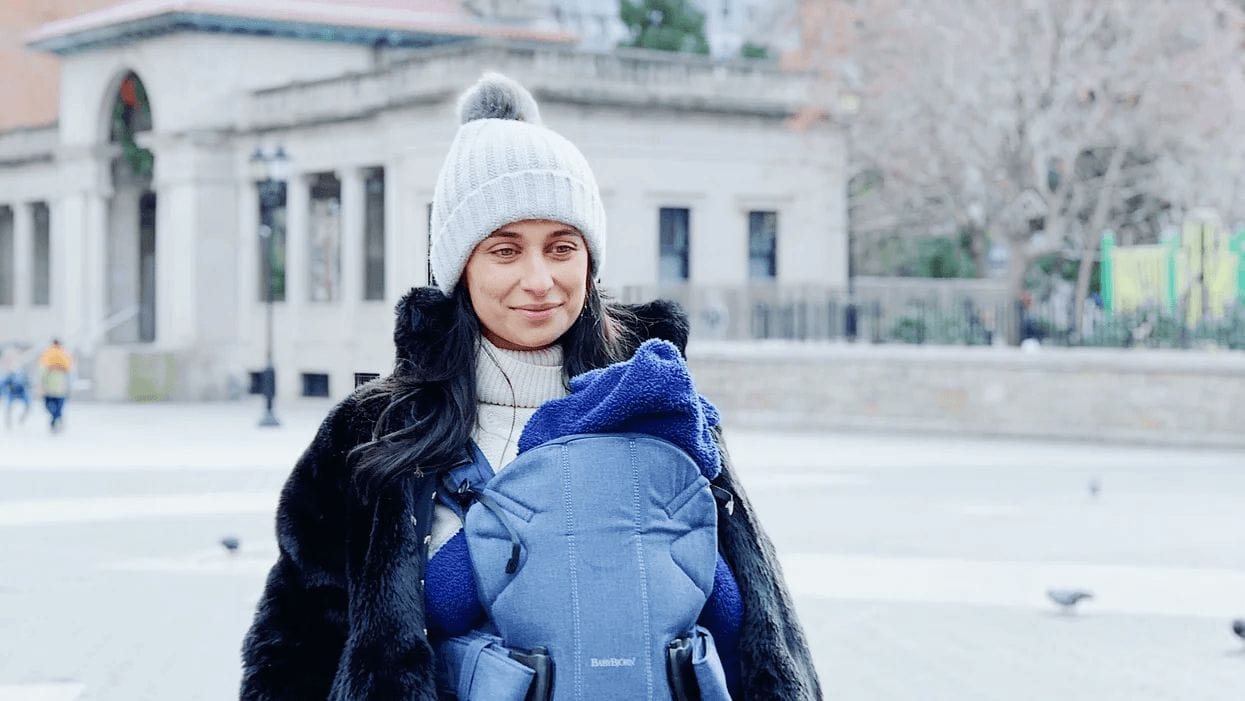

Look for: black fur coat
[240,287,823,700]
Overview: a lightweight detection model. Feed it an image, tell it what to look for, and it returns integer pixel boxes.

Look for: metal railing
[616,283,1006,345]
[616,282,1245,349]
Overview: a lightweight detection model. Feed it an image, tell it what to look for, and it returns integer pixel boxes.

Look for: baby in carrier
[431,339,739,701]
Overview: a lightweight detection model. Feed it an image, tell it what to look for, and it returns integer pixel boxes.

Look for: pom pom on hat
[457,72,543,125]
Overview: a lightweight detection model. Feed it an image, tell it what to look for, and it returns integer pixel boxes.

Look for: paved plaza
[1,400,1243,700]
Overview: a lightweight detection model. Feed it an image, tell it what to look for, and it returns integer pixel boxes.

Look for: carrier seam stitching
[561,445,583,699]
[630,438,655,699]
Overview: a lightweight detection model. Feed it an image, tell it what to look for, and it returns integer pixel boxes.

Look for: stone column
[148,134,240,349]
[150,138,199,349]
[384,155,416,299]
[54,150,110,352]
[235,179,260,344]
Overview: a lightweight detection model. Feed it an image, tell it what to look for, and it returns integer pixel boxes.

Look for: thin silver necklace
[480,340,518,468]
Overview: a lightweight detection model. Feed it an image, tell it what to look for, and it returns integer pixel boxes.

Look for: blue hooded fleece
[518,338,723,479]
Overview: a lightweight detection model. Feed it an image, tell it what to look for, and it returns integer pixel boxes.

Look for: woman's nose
[519,256,554,294]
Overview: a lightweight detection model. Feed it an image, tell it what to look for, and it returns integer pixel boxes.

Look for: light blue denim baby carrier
[435,435,731,701]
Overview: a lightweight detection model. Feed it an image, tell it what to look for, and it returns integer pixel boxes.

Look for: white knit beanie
[429,73,607,295]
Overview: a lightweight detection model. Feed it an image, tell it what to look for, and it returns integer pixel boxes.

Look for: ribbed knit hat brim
[429,74,607,294]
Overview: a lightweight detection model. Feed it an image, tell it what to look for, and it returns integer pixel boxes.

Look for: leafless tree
[793,0,1245,337]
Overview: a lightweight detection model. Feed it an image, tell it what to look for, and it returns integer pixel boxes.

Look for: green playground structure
[1101,215,1245,326]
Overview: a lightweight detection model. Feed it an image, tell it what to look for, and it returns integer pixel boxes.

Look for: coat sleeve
[240,401,356,700]
[711,426,824,700]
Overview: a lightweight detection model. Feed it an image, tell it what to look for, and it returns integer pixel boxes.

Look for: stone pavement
[1,400,1243,700]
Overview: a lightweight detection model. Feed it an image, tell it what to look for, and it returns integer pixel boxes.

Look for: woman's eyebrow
[484,231,523,240]
[485,228,581,240]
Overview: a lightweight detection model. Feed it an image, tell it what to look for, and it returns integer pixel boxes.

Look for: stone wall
[689,343,1245,447]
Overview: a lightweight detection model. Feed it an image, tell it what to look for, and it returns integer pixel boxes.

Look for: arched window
[109,73,154,178]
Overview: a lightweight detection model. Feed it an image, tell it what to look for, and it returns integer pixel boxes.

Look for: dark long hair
[348,275,638,504]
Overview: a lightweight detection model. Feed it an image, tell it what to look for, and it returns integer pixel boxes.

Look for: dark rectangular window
[31,202,50,305]
[257,182,287,302]
[659,207,690,282]
[308,173,342,303]
[0,206,13,305]
[748,210,778,279]
[363,168,386,301]
[301,372,330,398]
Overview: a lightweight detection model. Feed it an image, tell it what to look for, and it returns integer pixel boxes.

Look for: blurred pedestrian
[2,363,32,428]
[38,339,73,432]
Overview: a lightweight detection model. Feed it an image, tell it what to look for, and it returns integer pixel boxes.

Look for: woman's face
[463,219,590,351]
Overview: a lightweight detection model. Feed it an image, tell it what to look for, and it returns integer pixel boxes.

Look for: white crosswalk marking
[107,541,278,575]
[0,492,279,526]
[0,683,85,701]
[782,552,1245,618]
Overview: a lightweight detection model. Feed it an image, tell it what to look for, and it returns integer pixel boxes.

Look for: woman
[240,73,821,700]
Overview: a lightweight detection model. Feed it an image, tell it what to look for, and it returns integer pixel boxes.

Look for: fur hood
[240,286,823,700]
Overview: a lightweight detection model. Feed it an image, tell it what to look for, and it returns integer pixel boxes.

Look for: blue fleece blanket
[518,339,722,479]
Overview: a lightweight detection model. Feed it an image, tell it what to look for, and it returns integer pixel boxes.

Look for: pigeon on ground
[1047,589,1093,613]
[220,536,240,555]
[1232,619,1244,642]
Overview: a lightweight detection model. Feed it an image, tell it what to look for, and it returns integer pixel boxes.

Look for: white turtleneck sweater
[428,337,570,556]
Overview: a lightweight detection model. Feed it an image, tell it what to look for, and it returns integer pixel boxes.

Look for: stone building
[0,0,846,400]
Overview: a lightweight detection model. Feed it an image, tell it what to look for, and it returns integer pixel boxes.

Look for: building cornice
[244,41,818,132]
[0,124,59,168]
[27,0,576,55]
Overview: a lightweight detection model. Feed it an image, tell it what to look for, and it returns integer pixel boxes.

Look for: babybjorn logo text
[590,657,636,668]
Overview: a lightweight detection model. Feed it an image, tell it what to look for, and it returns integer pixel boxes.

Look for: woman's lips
[515,304,559,321]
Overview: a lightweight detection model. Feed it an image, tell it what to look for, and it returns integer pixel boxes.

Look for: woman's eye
[493,248,518,258]
[552,244,577,255]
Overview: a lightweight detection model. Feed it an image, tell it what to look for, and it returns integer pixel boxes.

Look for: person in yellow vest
[38,339,73,432]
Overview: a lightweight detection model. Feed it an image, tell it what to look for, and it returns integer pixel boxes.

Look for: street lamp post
[844,229,858,342]
[249,146,289,428]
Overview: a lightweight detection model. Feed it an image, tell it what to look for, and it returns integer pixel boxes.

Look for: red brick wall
[0,0,120,131]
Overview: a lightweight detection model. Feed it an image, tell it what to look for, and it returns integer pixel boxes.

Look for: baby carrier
[435,340,733,701]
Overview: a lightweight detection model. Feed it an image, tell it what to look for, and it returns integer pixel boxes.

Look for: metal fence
[617,281,1009,344]
[616,279,1245,350]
